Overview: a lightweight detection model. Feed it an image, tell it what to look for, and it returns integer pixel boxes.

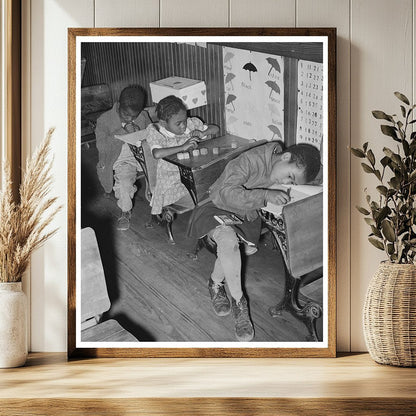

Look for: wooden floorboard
[80,143,323,343]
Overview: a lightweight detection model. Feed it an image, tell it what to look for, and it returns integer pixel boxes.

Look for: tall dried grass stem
[0,128,61,282]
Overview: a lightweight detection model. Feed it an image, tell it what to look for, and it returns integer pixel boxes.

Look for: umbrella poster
[296,60,324,149]
[223,47,284,142]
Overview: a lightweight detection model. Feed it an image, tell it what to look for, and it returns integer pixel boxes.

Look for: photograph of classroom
[79,40,325,344]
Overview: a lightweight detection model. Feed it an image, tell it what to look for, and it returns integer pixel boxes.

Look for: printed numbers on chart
[297,59,323,147]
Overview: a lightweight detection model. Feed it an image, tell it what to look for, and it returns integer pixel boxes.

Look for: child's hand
[190,129,206,140]
[182,137,199,151]
[124,122,139,133]
[266,190,291,205]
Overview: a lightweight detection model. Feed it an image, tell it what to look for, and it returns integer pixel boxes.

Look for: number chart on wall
[296,60,323,149]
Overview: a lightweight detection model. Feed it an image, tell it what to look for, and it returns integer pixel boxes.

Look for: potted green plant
[0,128,60,368]
[351,92,416,367]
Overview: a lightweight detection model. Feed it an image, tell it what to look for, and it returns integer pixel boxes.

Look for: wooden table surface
[1,352,415,415]
[164,134,262,170]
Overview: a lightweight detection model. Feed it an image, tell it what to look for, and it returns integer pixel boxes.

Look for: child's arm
[152,137,199,159]
[212,149,275,211]
[264,189,291,205]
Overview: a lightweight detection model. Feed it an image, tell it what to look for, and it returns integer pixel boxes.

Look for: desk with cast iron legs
[260,192,324,341]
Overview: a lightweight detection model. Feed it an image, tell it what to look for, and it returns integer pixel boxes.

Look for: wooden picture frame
[1,0,21,200]
[68,28,336,358]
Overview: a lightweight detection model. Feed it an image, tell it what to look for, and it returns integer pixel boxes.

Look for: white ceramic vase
[0,282,28,368]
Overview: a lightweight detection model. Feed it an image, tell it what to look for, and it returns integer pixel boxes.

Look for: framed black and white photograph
[68,28,336,358]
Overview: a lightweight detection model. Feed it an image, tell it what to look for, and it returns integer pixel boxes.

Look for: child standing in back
[146,95,219,215]
[95,85,152,231]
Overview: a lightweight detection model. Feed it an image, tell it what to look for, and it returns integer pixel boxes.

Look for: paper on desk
[114,129,148,146]
[263,184,323,216]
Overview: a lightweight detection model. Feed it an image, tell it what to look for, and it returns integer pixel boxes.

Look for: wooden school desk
[164,134,266,204]
[260,192,324,341]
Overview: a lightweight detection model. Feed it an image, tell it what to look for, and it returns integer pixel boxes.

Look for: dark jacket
[95,103,151,193]
[209,141,282,220]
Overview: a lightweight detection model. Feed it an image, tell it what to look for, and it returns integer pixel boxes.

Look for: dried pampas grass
[0,128,61,283]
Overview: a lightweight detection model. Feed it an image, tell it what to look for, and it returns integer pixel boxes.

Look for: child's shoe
[232,295,254,342]
[117,210,131,231]
[208,278,231,316]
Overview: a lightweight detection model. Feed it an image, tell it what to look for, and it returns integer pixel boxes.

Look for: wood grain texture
[2,398,415,416]
[0,353,416,415]
[5,0,21,201]
[79,168,321,344]
[68,28,77,358]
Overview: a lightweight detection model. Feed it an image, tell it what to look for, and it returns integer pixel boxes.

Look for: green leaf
[361,163,374,174]
[356,206,370,215]
[383,147,394,158]
[362,142,369,152]
[380,156,390,167]
[370,201,380,210]
[376,185,388,196]
[381,219,396,242]
[367,149,375,166]
[403,140,410,156]
[381,125,399,141]
[350,147,366,158]
[368,237,384,251]
[389,177,401,189]
[364,217,375,226]
[387,243,395,255]
[374,170,382,181]
[394,91,410,105]
[375,206,390,224]
[409,169,416,182]
[400,106,406,118]
[371,225,383,238]
[372,110,394,122]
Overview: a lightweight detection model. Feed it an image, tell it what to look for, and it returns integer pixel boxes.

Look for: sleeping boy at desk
[187,141,321,342]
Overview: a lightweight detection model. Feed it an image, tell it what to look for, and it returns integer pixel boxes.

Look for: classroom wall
[81,42,226,135]
[23,0,416,352]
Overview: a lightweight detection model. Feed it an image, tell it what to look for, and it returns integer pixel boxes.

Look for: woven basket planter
[363,262,416,367]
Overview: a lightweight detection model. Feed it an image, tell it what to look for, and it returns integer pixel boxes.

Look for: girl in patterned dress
[146,95,219,215]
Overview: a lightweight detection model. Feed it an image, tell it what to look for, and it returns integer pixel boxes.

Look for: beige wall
[24,0,416,352]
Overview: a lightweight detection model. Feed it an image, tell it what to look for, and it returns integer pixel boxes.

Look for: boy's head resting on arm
[156,95,188,135]
[271,143,321,185]
[117,85,146,123]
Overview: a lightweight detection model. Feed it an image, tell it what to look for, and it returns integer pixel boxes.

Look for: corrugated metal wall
[81,42,226,134]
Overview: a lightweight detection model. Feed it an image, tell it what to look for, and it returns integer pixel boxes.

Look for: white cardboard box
[149,76,207,109]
